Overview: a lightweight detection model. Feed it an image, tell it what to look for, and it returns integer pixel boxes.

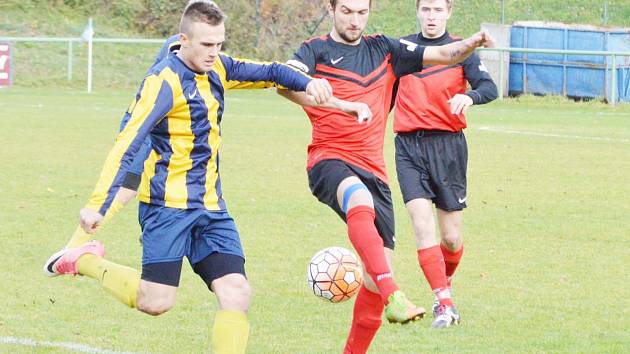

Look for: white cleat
[431,305,461,329]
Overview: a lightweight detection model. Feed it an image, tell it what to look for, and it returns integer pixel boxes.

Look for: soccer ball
[307,247,363,303]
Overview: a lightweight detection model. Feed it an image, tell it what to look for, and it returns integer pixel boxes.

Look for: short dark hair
[329,0,372,9]
[180,1,226,34]
[416,0,454,9]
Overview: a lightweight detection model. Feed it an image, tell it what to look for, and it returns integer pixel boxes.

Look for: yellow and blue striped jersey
[86,53,311,215]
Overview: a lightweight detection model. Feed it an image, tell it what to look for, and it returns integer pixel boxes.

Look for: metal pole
[67,40,73,81]
[501,0,506,24]
[87,18,93,94]
[603,1,609,26]
[611,54,617,106]
[499,49,505,99]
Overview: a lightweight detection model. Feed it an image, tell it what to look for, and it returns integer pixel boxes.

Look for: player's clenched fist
[306,78,333,105]
[335,99,373,124]
[80,208,104,234]
[448,94,474,115]
[351,102,372,124]
[467,31,496,49]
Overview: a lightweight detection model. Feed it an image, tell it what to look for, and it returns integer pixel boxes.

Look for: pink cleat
[43,240,105,277]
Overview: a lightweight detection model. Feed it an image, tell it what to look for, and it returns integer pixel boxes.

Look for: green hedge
[3,0,629,89]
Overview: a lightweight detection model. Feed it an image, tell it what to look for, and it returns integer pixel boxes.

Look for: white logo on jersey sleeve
[399,38,419,52]
[479,61,489,72]
[286,59,309,73]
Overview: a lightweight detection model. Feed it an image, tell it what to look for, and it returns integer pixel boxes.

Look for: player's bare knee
[337,178,373,211]
[230,279,252,305]
[213,274,251,312]
[136,281,177,316]
[137,296,175,316]
[439,225,462,250]
[139,303,172,316]
[347,189,373,209]
[437,210,462,247]
[441,231,462,251]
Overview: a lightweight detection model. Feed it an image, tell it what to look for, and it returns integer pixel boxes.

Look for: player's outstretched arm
[423,31,495,66]
[305,78,333,105]
[277,89,373,124]
[221,55,332,103]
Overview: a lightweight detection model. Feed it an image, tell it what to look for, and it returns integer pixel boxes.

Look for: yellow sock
[65,200,125,248]
[211,310,249,354]
[65,225,91,248]
[76,254,140,308]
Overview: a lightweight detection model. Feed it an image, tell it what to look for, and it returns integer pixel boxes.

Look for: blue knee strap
[342,184,369,213]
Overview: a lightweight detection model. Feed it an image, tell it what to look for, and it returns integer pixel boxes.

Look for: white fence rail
[0,36,164,92]
[1,36,629,106]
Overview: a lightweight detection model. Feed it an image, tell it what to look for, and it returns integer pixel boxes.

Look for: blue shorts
[138,203,245,266]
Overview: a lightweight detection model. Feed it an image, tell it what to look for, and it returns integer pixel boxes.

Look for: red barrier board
[0,43,12,87]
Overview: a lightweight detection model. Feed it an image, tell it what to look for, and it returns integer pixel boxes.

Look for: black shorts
[141,253,246,289]
[308,159,395,249]
[395,130,468,212]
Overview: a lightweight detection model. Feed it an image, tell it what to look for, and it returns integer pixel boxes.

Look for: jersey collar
[418,30,450,43]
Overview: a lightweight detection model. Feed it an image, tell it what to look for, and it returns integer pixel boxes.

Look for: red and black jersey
[394,31,497,133]
[288,34,425,184]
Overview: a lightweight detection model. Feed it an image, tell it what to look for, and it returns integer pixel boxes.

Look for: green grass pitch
[0,88,628,353]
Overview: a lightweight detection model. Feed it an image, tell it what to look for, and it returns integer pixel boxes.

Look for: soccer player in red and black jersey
[394,0,498,329]
[281,0,494,351]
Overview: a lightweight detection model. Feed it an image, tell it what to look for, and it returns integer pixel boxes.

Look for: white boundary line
[0,95,252,112]
[477,107,630,117]
[477,126,630,143]
[0,336,141,354]
[0,102,122,112]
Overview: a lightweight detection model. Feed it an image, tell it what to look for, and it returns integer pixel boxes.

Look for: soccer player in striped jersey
[280,0,494,352]
[393,0,498,329]
[43,2,336,353]
[61,27,183,250]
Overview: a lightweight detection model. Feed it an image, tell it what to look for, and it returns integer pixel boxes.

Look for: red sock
[441,243,464,278]
[343,286,383,354]
[418,245,453,307]
[346,206,398,302]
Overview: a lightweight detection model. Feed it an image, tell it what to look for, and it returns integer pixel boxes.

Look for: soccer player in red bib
[394,0,498,329]
[281,0,494,352]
